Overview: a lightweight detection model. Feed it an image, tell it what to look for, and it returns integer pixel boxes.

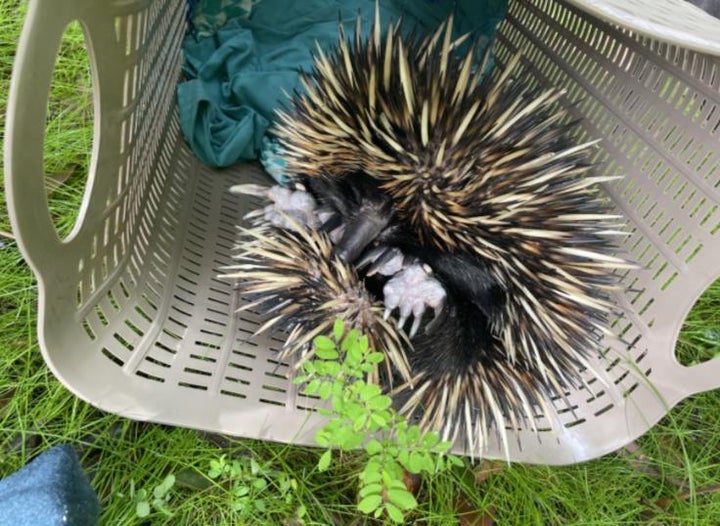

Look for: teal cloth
[188,0,259,37]
[178,0,508,169]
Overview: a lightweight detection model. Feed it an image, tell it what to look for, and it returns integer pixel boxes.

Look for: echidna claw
[367,247,406,276]
[424,304,445,335]
[229,183,272,197]
[408,315,423,339]
[383,307,392,321]
[356,246,388,269]
[329,225,346,244]
[317,208,346,243]
[398,313,409,331]
[356,245,410,277]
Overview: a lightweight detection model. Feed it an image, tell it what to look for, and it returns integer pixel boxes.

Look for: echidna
[226,10,632,456]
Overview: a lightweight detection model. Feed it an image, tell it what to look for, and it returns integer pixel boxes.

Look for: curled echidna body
[227,10,632,455]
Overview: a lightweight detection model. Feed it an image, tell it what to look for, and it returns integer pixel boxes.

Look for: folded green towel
[179,0,508,171]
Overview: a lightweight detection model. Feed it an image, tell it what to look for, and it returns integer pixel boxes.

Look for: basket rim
[566,0,720,56]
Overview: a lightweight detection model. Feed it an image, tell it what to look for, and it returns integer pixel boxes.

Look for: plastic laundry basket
[5,0,720,464]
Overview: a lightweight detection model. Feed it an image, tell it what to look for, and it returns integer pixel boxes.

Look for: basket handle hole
[43,20,94,241]
[675,277,720,367]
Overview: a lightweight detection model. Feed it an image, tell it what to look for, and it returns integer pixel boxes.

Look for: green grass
[2,0,720,524]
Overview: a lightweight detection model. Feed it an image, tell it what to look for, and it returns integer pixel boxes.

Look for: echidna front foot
[382,263,446,338]
[231,184,321,231]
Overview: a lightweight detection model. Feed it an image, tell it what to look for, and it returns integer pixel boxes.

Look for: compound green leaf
[333,319,345,341]
[357,494,383,514]
[385,502,405,523]
[318,449,332,472]
[388,488,418,510]
[358,482,383,498]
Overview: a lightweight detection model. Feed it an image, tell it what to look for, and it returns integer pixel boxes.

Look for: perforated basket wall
[5,0,720,464]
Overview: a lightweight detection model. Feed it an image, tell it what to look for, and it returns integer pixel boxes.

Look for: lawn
[1,0,720,524]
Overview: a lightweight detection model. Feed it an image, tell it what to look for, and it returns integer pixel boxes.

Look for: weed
[207,453,306,522]
[295,320,464,523]
[130,474,176,519]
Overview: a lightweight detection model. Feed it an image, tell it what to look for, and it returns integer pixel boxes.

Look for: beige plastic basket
[5,0,720,464]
